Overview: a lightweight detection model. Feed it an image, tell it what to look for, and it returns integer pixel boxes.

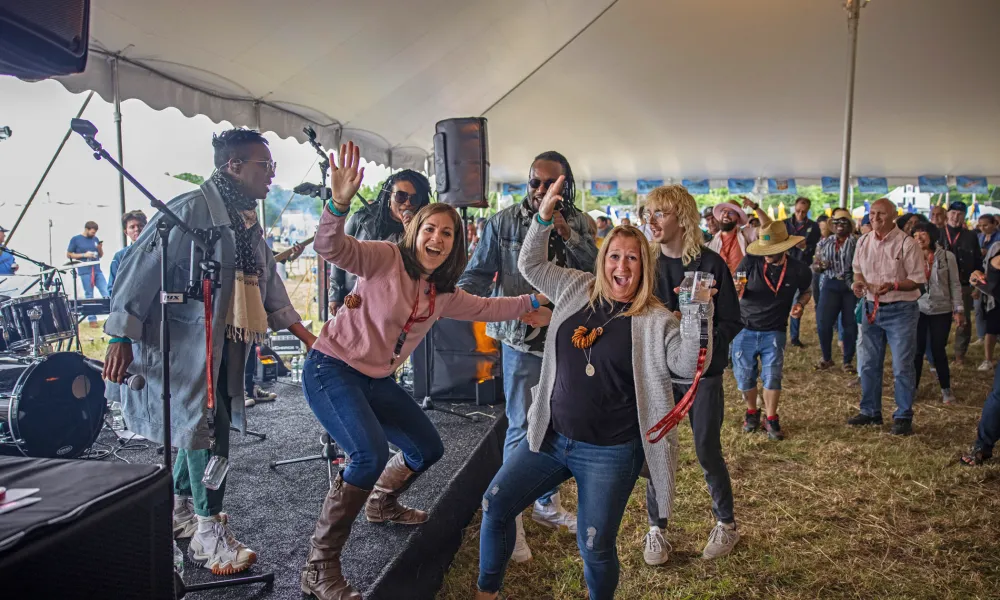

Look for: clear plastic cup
[201,455,230,491]
[692,271,714,303]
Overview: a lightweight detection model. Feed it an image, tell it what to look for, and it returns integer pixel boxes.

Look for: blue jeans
[478,432,644,599]
[975,360,1000,453]
[817,278,858,364]
[79,268,108,323]
[859,300,919,420]
[501,344,556,504]
[301,350,444,489]
[731,329,786,391]
[975,295,987,341]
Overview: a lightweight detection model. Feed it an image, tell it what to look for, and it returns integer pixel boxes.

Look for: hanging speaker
[0,0,91,79]
[433,117,489,208]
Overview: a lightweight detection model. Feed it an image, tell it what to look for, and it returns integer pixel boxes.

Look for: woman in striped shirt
[813,208,858,371]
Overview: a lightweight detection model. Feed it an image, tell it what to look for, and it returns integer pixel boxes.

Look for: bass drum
[0,352,106,458]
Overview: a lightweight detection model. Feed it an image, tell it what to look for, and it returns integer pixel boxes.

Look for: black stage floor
[94,378,504,600]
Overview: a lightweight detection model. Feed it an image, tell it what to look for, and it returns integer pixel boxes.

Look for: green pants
[173,352,233,518]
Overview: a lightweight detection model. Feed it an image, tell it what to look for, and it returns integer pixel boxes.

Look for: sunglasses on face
[238,159,277,173]
[831,218,851,226]
[529,178,562,190]
[391,190,418,204]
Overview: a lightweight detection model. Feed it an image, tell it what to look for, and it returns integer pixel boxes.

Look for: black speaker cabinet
[0,0,91,78]
[433,117,490,208]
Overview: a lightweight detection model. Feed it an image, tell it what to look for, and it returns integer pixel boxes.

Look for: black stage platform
[89,379,505,600]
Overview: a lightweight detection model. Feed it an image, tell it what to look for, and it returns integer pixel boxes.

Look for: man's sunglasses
[529,178,563,190]
[830,218,851,226]
[236,159,277,173]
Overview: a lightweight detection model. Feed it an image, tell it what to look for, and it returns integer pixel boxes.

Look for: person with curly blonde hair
[637,185,743,564]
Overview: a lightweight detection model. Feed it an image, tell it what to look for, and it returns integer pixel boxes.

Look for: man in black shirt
[638,185,743,565]
[785,197,821,348]
[940,201,980,365]
[733,221,812,441]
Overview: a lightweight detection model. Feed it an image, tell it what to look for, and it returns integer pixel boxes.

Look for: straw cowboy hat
[746,221,804,256]
[712,201,749,226]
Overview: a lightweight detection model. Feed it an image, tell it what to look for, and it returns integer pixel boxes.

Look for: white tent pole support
[113,55,128,247]
[838,0,864,209]
[7,91,96,244]
[480,0,620,117]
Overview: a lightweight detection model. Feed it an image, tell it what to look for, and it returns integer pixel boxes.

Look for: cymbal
[59,260,101,270]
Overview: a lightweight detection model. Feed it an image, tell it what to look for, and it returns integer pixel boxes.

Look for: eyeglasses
[648,210,670,222]
[240,159,277,173]
[831,218,851,226]
[529,178,562,190]
[391,190,419,204]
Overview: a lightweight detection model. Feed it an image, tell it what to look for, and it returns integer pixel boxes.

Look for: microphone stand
[70,118,274,597]
[303,127,331,323]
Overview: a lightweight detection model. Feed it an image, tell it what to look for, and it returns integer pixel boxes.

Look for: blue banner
[682,179,710,195]
[917,176,948,194]
[956,176,989,194]
[767,178,797,195]
[857,177,888,194]
[590,181,619,197]
[727,178,756,195]
[821,177,840,194]
[502,183,527,196]
[636,179,664,194]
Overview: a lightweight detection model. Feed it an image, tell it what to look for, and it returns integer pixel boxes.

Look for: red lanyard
[924,252,934,281]
[390,283,436,365]
[762,259,788,295]
[945,227,959,249]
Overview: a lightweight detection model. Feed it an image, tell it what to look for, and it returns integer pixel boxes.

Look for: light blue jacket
[104,179,300,449]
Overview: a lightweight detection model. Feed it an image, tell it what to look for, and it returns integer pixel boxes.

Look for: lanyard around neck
[763,259,788,295]
[390,283,436,365]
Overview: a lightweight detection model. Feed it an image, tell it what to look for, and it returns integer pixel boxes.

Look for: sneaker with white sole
[244,395,256,408]
[511,513,532,563]
[643,526,671,566]
[702,521,739,560]
[531,491,577,533]
[942,388,957,405]
[173,496,198,539]
[978,360,995,372]
[189,515,257,575]
[250,388,277,402]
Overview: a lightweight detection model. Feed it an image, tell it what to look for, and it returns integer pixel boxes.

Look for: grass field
[438,312,1000,600]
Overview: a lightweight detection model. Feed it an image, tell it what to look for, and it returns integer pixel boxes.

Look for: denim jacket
[457,200,597,353]
[104,179,300,450]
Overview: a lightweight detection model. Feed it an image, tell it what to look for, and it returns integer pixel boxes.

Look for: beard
[720,221,738,233]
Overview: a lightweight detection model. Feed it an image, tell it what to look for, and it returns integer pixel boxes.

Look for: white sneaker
[189,515,257,575]
[942,388,957,405]
[173,496,198,539]
[978,360,995,372]
[531,492,577,533]
[643,526,671,566]
[511,514,532,563]
[244,395,256,408]
[702,521,739,560]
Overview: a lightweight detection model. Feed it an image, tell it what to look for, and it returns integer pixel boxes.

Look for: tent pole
[837,0,863,209]
[7,91,95,244]
[113,56,127,247]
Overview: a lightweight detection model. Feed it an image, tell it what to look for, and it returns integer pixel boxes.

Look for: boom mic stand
[70,118,274,597]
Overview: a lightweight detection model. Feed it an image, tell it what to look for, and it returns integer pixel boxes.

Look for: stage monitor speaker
[0,0,91,79]
[433,117,489,208]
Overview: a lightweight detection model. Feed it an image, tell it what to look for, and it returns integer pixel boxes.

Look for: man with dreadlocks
[329,170,430,313]
[102,128,316,575]
[459,151,597,562]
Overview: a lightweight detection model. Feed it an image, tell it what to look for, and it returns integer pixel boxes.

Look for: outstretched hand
[330,141,365,210]
[537,175,566,223]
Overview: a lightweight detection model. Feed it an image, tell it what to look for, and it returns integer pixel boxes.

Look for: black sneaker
[790,339,805,348]
[743,410,761,433]
[764,416,785,441]
[891,418,913,436]
[847,413,883,426]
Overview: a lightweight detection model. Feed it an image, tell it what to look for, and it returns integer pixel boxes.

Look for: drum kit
[0,257,111,460]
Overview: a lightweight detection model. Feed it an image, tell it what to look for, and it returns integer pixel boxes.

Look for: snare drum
[0,352,106,458]
[0,292,75,351]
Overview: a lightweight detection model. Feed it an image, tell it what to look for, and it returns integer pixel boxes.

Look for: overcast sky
[1,76,390,288]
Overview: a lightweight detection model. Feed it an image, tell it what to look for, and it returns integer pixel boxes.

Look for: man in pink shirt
[849,198,927,435]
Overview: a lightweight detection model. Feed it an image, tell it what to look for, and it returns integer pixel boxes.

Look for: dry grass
[438,311,1000,599]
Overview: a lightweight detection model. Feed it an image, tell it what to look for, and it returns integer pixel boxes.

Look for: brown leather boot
[301,473,370,600]
[365,452,428,525]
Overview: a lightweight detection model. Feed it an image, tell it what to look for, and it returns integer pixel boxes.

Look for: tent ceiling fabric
[53,0,1000,183]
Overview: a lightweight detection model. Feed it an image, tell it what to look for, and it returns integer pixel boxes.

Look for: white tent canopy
[54,0,1000,184]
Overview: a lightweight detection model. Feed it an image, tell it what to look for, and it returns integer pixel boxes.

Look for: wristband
[327,200,349,217]
[109,336,131,344]
[893,281,899,291]
[529,294,540,310]
[535,213,554,227]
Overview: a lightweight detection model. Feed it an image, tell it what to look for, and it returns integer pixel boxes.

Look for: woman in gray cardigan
[911,221,963,403]
[475,176,712,600]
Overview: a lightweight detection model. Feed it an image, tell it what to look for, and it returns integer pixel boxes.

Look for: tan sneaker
[702,521,739,560]
[643,526,671,566]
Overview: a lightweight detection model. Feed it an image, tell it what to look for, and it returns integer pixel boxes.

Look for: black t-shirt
[737,255,812,332]
[549,300,639,446]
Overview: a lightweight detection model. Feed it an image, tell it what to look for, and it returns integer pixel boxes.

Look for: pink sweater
[312,208,533,379]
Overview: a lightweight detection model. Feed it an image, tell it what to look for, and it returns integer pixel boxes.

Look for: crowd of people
[94,127,1000,600]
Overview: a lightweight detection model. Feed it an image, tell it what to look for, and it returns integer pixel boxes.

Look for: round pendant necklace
[576,302,629,377]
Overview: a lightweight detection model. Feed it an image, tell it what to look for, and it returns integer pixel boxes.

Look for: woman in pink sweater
[300,142,540,600]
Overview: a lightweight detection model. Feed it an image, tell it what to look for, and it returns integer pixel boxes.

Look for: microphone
[293,182,331,198]
[83,358,146,390]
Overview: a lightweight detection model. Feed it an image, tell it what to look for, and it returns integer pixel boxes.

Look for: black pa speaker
[433,117,489,208]
[0,0,91,79]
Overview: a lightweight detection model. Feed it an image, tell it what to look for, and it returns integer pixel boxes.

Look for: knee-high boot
[365,452,428,525]
[301,473,370,600]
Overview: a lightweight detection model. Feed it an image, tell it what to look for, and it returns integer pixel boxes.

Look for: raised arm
[442,287,533,322]
[665,302,714,381]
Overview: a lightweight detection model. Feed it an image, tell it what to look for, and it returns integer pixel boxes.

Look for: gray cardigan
[518,219,712,519]
[918,247,962,316]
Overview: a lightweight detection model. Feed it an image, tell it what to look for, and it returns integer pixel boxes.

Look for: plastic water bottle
[173,540,185,577]
[677,271,695,305]
[292,356,301,382]
[109,400,125,431]
[680,302,701,340]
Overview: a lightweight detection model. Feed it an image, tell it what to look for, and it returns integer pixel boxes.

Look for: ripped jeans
[478,431,644,599]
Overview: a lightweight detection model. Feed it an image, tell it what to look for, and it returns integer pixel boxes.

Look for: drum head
[8,353,106,458]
